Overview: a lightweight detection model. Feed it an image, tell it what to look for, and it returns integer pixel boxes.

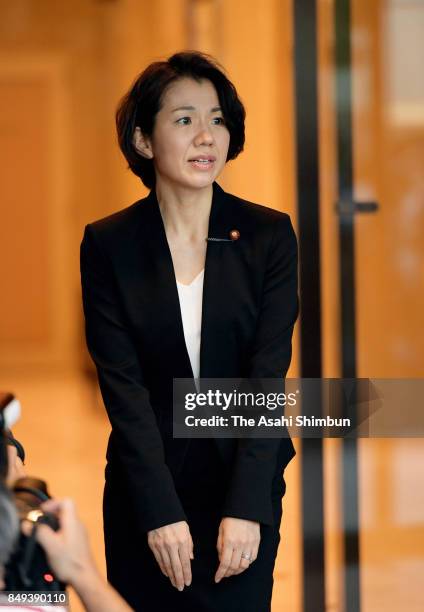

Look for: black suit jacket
[80,181,298,534]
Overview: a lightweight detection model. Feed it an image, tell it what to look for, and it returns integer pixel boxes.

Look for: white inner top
[176,269,204,381]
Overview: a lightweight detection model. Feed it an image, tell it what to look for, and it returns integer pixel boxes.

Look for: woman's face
[140,77,230,191]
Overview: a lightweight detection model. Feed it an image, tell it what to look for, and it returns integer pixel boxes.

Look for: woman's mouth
[188,156,216,170]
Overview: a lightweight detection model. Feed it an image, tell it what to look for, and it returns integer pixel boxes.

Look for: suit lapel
[200,182,239,378]
[135,188,193,379]
[134,181,239,380]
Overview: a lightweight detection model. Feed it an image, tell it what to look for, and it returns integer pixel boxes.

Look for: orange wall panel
[0,80,51,343]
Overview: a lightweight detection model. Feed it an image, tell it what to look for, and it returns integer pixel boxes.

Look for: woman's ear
[133,127,154,159]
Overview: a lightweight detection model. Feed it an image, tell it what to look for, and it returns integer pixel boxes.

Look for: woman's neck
[155,180,213,243]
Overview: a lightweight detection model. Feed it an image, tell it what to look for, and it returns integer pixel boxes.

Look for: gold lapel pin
[206,229,241,242]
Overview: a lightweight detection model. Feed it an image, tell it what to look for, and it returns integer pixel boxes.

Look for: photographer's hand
[147,521,194,591]
[22,497,133,612]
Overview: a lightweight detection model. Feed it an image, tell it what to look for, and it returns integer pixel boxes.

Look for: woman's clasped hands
[148,517,260,591]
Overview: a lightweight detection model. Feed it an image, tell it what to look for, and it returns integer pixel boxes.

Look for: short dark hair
[115,51,246,189]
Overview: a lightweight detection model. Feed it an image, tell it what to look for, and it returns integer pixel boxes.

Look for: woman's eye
[212,116,225,125]
[176,117,191,125]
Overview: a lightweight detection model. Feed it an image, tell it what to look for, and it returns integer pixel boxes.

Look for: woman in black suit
[80,51,298,612]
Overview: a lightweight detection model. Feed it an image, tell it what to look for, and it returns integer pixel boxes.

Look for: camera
[1,393,66,592]
[4,477,66,591]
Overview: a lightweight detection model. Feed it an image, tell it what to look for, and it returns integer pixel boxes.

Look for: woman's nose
[193,126,214,146]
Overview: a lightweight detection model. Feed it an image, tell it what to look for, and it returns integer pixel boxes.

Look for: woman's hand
[147,520,194,591]
[215,517,260,582]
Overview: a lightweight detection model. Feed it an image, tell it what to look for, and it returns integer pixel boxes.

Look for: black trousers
[104,438,285,611]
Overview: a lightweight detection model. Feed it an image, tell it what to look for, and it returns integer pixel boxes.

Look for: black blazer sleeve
[80,224,187,533]
[221,214,298,526]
